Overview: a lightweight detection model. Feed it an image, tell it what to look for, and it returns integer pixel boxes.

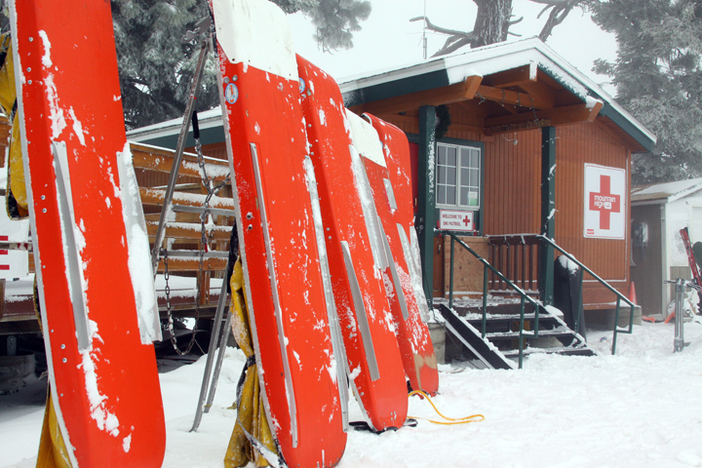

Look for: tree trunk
[473,0,512,47]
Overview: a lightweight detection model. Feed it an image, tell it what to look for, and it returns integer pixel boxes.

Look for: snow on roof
[631,177,702,204]
[127,106,223,142]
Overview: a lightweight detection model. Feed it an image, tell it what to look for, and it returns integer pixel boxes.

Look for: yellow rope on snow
[408,390,485,425]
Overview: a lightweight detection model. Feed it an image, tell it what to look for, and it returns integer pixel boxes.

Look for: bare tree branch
[410,15,474,39]
[410,0,590,58]
[432,36,475,57]
[410,15,479,56]
[535,0,590,42]
[530,0,572,6]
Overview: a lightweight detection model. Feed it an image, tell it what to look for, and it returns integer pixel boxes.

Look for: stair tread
[485,327,578,339]
[501,346,596,357]
[463,312,562,322]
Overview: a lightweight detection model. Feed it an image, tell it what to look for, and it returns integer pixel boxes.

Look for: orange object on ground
[629,281,638,305]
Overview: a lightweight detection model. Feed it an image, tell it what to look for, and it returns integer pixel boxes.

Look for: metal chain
[160,130,231,357]
[164,242,199,355]
[189,132,232,356]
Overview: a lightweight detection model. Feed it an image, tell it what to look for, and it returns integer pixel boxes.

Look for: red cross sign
[588,175,621,230]
[584,164,626,239]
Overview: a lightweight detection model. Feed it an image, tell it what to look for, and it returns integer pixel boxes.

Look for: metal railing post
[518,296,525,369]
[482,265,488,338]
[536,235,634,355]
[674,279,685,353]
[612,296,621,354]
[449,235,455,309]
[573,267,584,338]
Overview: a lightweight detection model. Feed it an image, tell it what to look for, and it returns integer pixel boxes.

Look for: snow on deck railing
[535,235,635,355]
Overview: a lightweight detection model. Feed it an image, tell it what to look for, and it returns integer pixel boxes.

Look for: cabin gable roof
[340,38,655,152]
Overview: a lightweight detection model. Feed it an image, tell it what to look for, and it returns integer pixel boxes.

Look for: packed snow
[2,319,702,467]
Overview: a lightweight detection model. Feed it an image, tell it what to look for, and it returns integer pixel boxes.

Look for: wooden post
[540,126,556,306]
[417,105,437,306]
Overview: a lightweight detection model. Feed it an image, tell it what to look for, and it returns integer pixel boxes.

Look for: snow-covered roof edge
[339,37,656,151]
[127,106,224,143]
[631,177,702,205]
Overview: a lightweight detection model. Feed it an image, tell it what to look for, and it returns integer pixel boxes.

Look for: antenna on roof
[422,0,427,59]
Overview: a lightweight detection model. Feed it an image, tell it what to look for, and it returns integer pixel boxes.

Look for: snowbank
[2,321,702,467]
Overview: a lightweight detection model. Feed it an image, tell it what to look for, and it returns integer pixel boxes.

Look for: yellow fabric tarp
[36,389,73,468]
[0,32,29,219]
[32,279,73,468]
[225,258,278,468]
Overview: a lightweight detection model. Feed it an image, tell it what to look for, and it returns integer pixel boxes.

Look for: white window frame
[435,142,482,210]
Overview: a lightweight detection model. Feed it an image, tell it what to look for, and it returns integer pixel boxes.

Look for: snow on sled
[9,0,165,466]
[210,0,347,466]
[297,55,408,432]
[361,113,440,395]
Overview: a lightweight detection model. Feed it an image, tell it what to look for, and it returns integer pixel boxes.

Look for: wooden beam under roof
[483,101,604,135]
[476,84,553,110]
[377,113,485,135]
[515,81,556,109]
[483,63,537,89]
[350,75,483,116]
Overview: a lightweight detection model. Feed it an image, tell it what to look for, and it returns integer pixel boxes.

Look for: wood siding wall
[379,106,632,307]
[482,130,542,235]
[555,122,631,305]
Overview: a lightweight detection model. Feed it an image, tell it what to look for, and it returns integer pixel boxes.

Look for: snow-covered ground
[2,320,702,468]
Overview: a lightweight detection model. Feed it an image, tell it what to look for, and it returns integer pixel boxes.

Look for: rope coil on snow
[408,390,485,426]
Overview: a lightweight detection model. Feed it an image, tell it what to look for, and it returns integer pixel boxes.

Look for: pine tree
[111,0,371,129]
[591,0,702,184]
[112,0,217,129]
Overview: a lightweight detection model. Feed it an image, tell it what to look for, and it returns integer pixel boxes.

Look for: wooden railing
[486,234,540,294]
[132,142,234,316]
[1,141,234,324]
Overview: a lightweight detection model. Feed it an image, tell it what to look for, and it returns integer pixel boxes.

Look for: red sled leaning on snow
[9,0,166,466]
[210,0,349,466]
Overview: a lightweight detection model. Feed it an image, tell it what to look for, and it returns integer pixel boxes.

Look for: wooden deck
[0,139,235,332]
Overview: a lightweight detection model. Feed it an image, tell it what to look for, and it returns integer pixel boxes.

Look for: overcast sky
[289,0,618,94]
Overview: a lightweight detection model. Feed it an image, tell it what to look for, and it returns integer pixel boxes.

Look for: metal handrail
[535,235,635,355]
[445,232,542,368]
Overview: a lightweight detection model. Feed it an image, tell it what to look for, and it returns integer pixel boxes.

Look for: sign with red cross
[439,209,475,232]
[0,194,30,278]
[583,164,626,239]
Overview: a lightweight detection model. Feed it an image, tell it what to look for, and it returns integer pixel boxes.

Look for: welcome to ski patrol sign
[439,209,474,231]
[583,163,626,240]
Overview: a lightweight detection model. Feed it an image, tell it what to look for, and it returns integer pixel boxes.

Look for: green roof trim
[598,101,655,152]
[343,69,449,108]
[130,124,225,150]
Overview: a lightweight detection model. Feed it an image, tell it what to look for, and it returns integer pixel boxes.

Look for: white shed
[630,178,702,317]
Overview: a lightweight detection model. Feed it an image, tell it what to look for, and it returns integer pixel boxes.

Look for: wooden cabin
[340,38,655,324]
[128,38,655,326]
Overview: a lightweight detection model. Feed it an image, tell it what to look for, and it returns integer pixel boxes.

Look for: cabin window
[435,142,481,209]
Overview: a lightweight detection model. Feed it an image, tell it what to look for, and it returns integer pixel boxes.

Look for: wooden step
[502,346,596,358]
[485,326,579,340]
